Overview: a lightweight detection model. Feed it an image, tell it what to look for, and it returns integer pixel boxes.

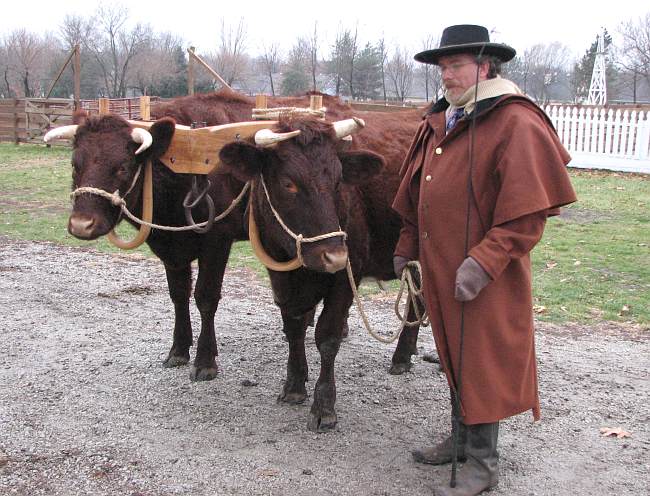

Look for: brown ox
[47,89,422,390]
[219,108,423,432]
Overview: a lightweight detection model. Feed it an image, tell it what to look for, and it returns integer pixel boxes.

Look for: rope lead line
[70,176,251,233]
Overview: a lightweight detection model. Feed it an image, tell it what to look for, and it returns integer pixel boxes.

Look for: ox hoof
[189,364,218,382]
[163,354,190,368]
[277,390,307,405]
[307,412,337,433]
[389,361,413,375]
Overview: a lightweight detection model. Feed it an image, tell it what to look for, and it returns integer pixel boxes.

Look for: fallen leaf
[600,427,631,438]
[619,305,631,316]
[533,305,547,314]
[573,260,582,266]
[545,261,558,269]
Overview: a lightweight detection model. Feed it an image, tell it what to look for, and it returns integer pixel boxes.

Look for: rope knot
[111,190,123,206]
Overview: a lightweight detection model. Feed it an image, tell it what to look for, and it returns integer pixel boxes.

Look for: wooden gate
[24,98,75,142]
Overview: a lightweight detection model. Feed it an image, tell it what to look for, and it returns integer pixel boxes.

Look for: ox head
[219,117,385,273]
[45,112,175,240]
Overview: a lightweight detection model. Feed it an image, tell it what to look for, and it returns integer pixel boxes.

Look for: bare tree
[377,36,388,101]
[347,24,359,99]
[2,29,51,97]
[83,5,152,97]
[308,22,319,91]
[260,42,281,96]
[416,35,442,102]
[213,18,249,87]
[131,32,185,96]
[617,13,650,98]
[508,42,572,104]
[386,46,414,102]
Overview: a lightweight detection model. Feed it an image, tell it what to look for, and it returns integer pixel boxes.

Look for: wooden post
[188,46,195,96]
[73,45,81,111]
[187,47,232,91]
[13,98,20,145]
[310,94,323,111]
[255,94,267,109]
[98,98,110,115]
[140,96,151,120]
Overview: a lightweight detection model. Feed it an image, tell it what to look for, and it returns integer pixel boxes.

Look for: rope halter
[251,174,348,271]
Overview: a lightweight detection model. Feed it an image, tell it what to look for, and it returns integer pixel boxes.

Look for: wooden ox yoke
[128,94,326,175]
[128,120,280,175]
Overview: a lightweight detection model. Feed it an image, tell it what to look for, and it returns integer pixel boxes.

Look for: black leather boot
[412,422,467,465]
[433,422,499,496]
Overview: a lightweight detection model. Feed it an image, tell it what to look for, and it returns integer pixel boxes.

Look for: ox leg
[163,263,193,368]
[190,241,232,382]
[389,319,420,375]
[277,308,310,405]
[390,269,425,375]
[307,286,349,432]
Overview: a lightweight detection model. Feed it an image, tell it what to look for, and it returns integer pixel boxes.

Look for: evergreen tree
[352,43,382,100]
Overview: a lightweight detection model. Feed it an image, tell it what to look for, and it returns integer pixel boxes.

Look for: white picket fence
[543,105,650,173]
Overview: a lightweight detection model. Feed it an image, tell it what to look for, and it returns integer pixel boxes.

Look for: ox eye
[283,179,298,194]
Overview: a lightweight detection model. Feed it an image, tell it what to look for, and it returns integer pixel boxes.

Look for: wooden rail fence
[0,96,158,144]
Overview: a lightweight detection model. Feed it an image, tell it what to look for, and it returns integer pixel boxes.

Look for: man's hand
[455,257,491,301]
[393,255,410,278]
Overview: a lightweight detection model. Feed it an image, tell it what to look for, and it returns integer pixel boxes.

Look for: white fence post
[543,104,650,173]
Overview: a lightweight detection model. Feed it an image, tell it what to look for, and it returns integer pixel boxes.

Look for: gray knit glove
[455,257,491,301]
[393,256,410,278]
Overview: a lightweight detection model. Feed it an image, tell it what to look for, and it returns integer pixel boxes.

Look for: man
[392,25,577,496]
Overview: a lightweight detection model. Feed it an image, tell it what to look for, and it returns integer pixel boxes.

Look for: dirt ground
[0,236,648,496]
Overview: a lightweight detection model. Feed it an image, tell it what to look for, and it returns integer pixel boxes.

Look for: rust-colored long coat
[392,95,577,424]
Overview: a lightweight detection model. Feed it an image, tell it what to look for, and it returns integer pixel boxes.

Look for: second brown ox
[219,107,423,431]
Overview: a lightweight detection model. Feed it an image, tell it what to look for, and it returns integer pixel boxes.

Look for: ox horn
[43,125,78,143]
[333,117,365,139]
[254,128,301,147]
[131,127,153,155]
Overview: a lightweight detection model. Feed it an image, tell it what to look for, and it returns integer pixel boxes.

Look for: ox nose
[68,214,96,239]
[322,247,349,273]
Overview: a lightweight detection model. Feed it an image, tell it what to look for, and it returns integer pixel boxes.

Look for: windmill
[586,31,607,105]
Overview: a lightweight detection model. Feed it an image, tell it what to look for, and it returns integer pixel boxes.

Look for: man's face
[438,53,489,100]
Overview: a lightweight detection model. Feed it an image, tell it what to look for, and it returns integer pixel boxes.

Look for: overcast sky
[1,0,647,60]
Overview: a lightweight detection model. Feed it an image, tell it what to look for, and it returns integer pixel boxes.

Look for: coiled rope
[346,259,428,344]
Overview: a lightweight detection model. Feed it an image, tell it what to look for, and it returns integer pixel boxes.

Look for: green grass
[1,142,649,326]
[532,171,650,324]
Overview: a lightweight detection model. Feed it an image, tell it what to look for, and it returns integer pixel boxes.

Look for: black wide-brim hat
[414,24,516,65]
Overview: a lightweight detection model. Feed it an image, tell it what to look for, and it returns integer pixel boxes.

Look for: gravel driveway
[0,237,648,495]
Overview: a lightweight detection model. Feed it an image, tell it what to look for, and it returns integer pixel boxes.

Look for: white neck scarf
[445,76,524,116]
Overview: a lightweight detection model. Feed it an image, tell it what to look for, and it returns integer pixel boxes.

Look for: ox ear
[144,117,176,159]
[72,110,89,126]
[219,141,268,182]
[339,150,385,185]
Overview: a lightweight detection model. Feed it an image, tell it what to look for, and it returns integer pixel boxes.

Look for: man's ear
[339,150,385,185]
[219,141,269,182]
[144,117,176,159]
